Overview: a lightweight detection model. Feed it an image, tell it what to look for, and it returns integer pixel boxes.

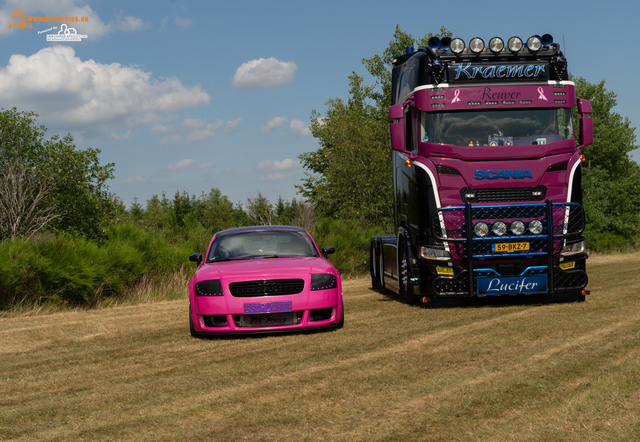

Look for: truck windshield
[421,108,574,147]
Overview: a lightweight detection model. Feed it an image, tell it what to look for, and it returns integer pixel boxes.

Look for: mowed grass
[1,253,640,441]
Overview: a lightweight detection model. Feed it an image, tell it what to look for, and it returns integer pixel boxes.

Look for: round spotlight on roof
[450,38,465,54]
[526,35,542,52]
[492,221,507,237]
[440,37,452,50]
[541,34,554,47]
[507,36,523,52]
[428,36,441,50]
[489,37,504,54]
[469,37,485,54]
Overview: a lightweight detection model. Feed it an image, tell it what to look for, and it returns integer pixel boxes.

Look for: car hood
[193,257,336,282]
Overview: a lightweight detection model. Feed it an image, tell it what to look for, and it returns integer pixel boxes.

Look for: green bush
[311,217,385,277]
[0,224,192,308]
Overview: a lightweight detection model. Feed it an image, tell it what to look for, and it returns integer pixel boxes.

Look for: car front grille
[233,312,302,327]
[229,279,305,297]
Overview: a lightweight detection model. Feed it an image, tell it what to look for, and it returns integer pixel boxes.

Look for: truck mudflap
[431,200,587,297]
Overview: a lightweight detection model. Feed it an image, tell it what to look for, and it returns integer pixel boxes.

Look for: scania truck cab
[370,34,593,303]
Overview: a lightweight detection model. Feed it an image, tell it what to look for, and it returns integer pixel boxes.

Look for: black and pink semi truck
[369,34,593,303]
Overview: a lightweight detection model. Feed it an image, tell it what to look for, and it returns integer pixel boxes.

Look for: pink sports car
[188,225,343,336]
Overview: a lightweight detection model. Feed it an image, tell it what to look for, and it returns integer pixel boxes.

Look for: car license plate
[243,301,292,315]
[492,242,529,252]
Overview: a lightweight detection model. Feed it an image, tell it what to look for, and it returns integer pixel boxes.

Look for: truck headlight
[492,221,507,236]
[528,219,543,235]
[420,246,451,261]
[473,222,489,237]
[561,240,585,256]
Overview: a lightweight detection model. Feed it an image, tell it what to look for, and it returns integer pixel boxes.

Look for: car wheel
[399,240,416,304]
[335,300,344,329]
[189,302,200,338]
[370,241,381,289]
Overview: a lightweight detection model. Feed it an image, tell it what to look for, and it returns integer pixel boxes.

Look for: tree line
[0,26,638,308]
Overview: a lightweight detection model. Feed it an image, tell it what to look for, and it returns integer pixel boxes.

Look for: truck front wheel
[399,240,416,304]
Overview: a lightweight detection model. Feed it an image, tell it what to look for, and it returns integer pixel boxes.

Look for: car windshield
[420,108,574,147]
[207,230,318,262]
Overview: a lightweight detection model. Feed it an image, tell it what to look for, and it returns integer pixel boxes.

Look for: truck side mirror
[579,116,593,147]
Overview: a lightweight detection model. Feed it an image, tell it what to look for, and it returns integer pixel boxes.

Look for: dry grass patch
[1,253,639,441]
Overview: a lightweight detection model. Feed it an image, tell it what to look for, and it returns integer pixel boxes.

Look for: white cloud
[117,175,147,184]
[151,124,175,132]
[197,162,214,169]
[167,158,195,171]
[181,117,208,128]
[115,15,148,32]
[110,130,131,141]
[225,118,241,134]
[174,16,192,28]
[262,116,289,133]
[257,158,300,172]
[0,46,210,138]
[262,117,310,136]
[233,57,297,89]
[289,119,311,136]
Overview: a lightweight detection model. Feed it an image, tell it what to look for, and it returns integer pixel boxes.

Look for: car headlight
[561,240,585,256]
[310,274,337,291]
[420,246,451,261]
[194,279,224,296]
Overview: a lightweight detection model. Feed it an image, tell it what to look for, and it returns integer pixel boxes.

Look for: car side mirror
[189,253,202,266]
[321,246,335,259]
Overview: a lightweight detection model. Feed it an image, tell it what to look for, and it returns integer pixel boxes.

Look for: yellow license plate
[492,242,530,252]
[436,267,454,276]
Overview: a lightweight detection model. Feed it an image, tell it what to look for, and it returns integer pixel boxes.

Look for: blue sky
[1,0,638,209]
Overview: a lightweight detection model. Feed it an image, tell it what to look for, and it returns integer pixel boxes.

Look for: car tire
[371,241,381,289]
[335,300,344,329]
[189,302,201,338]
[399,240,416,304]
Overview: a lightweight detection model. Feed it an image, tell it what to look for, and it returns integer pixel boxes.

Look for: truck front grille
[460,186,546,203]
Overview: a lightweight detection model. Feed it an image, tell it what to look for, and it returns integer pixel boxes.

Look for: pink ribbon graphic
[451,89,461,104]
[537,87,548,102]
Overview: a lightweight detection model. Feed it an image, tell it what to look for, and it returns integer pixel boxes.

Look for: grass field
[1,252,640,441]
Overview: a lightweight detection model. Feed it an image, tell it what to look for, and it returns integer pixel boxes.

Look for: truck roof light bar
[469,37,485,54]
[526,35,542,52]
[489,37,504,54]
[507,36,523,53]
[450,38,465,54]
